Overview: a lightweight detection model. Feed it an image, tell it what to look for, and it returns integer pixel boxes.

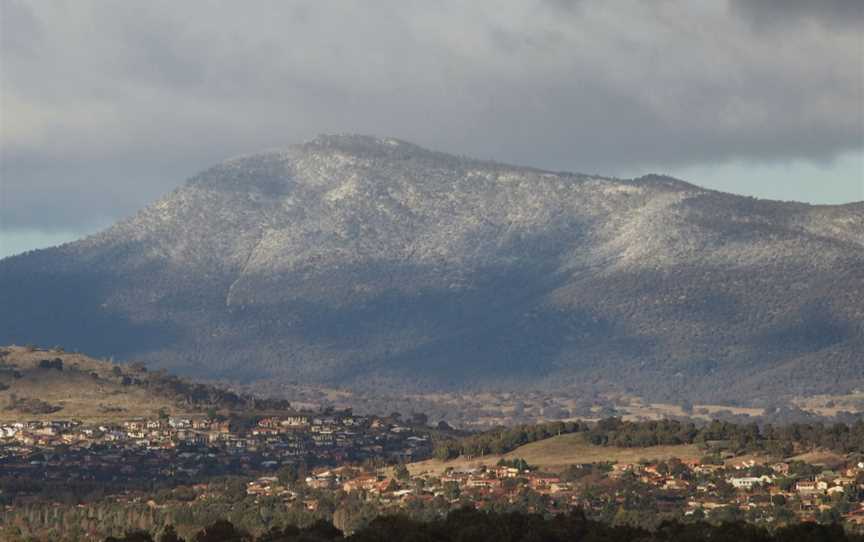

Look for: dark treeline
[433,417,864,459]
[433,420,589,459]
[585,418,864,455]
[116,364,293,413]
[106,508,864,542]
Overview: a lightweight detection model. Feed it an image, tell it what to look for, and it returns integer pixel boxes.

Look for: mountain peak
[3,138,862,404]
[185,135,449,193]
[302,134,455,164]
[307,133,414,150]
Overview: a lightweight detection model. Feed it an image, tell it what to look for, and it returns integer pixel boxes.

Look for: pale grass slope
[0,345,201,423]
[409,432,702,476]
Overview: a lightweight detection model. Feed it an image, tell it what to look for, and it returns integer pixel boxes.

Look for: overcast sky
[1,0,862,257]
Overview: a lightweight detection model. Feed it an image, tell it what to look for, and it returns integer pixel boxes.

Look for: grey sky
[1,0,862,257]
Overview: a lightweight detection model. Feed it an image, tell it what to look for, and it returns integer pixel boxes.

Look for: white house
[728,475,773,489]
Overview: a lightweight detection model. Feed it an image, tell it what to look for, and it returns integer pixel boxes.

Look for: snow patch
[496,172,524,183]
[600,184,644,195]
[324,177,359,202]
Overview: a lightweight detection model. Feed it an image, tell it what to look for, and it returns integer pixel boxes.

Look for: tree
[502,478,519,492]
[158,525,184,542]
[105,532,154,542]
[818,507,841,525]
[777,477,796,492]
[257,526,300,542]
[173,486,196,502]
[38,358,63,371]
[774,505,795,524]
[192,520,251,542]
[223,478,248,502]
[410,412,428,427]
[712,506,743,523]
[443,481,461,501]
[277,464,298,486]
[413,477,426,492]
[434,443,458,461]
[394,464,410,482]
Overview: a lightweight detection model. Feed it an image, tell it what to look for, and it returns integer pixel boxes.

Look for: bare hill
[0,345,281,423]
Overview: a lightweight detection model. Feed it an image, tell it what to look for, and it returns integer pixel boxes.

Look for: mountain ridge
[2,135,862,405]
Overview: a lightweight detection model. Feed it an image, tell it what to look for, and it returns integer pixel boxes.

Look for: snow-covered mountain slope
[2,135,862,403]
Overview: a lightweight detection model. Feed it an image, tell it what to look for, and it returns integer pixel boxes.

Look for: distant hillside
[0,345,288,422]
[1,135,862,405]
[408,433,702,475]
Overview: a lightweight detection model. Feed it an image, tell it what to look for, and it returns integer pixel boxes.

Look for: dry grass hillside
[408,432,702,476]
[792,391,864,417]
[0,345,263,423]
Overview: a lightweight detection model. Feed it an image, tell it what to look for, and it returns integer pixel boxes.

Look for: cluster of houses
[2,415,864,529]
[604,459,864,522]
[0,413,432,491]
[239,455,864,526]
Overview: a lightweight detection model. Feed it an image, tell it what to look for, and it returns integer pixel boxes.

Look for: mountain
[2,135,862,404]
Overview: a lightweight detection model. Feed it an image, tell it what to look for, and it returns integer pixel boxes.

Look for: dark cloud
[729,0,864,28]
[1,0,862,231]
